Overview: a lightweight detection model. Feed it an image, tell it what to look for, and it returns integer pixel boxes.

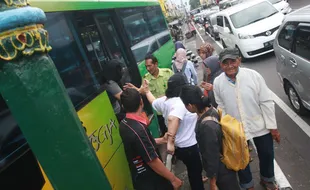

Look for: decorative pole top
[0,0,51,62]
[0,0,28,10]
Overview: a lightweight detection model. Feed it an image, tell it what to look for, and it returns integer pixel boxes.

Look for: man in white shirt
[143,73,205,190]
[213,48,281,190]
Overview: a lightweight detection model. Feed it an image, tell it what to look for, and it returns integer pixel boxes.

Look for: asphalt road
[179,1,310,189]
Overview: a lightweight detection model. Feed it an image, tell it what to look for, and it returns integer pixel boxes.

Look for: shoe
[260,180,279,190]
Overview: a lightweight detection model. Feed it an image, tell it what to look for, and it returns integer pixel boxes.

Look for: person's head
[175,41,185,51]
[180,85,211,114]
[120,88,143,113]
[101,59,123,83]
[166,73,189,98]
[198,43,214,60]
[175,48,187,64]
[219,47,241,78]
[145,54,159,76]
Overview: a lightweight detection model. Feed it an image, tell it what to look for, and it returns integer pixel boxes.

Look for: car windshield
[267,0,282,4]
[230,1,278,29]
[132,45,149,63]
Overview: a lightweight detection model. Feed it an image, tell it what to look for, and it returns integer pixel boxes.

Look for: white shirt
[213,67,277,140]
[152,97,197,148]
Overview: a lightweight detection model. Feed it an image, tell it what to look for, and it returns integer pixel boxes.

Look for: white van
[217,0,284,59]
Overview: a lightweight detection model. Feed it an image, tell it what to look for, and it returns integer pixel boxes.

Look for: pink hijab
[174,48,187,70]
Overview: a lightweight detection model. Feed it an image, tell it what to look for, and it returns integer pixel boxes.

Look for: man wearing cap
[213,47,280,190]
[142,73,205,190]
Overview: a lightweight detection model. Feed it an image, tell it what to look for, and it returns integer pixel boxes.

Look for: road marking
[271,92,310,137]
[193,24,205,43]
[194,25,294,189]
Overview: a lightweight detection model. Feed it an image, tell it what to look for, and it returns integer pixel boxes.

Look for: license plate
[264,40,274,47]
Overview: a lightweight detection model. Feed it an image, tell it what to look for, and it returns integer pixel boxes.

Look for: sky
[167,0,191,10]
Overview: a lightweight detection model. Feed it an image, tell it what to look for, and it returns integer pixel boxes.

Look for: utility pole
[0,0,111,189]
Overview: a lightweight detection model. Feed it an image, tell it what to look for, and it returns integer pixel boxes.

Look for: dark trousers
[238,133,275,189]
[157,115,167,136]
[216,162,240,190]
[175,144,204,190]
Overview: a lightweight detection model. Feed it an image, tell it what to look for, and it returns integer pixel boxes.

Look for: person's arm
[146,91,156,105]
[133,128,182,189]
[198,122,221,190]
[114,91,122,100]
[213,78,226,115]
[148,158,182,189]
[167,116,180,155]
[255,72,280,143]
[189,62,198,85]
[167,102,186,154]
[105,81,122,100]
[256,72,277,130]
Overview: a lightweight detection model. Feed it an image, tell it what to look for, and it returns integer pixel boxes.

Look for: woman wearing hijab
[198,43,223,107]
[172,41,199,67]
[172,48,198,85]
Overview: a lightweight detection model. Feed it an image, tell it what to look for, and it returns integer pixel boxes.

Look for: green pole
[0,0,111,189]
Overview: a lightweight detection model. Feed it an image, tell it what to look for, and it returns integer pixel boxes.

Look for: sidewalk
[172,143,265,190]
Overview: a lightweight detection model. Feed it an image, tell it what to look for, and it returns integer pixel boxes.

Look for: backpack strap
[202,116,219,123]
[181,61,187,73]
[173,61,187,73]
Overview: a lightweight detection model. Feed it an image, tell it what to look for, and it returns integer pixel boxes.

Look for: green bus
[0,0,175,189]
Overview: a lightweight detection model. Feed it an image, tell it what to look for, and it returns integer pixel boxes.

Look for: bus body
[0,0,174,189]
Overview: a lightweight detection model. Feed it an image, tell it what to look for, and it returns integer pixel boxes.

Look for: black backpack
[172,61,194,85]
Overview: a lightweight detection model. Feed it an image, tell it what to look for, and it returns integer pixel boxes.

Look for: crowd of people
[113,41,280,190]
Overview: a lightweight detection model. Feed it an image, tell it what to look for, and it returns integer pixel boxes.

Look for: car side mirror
[224,27,232,34]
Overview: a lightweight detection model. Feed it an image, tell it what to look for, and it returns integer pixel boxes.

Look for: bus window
[144,6,167,34]
[45,13,99,109]
[119,7,160,64]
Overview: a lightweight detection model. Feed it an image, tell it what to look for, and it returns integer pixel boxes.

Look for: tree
[189,0,200,10]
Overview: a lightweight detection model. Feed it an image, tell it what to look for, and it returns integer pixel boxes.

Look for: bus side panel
[77,92,134,190]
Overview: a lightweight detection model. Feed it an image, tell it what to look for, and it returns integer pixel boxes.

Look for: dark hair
[145,54,158,64]
[120,88,141,113]
[180,85,211,113]
[101,59,123,84]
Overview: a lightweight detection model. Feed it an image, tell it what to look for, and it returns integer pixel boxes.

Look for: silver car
[274,5,310,115]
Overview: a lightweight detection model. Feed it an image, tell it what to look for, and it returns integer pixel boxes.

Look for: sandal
[202,176,208,183]
[260,180,279,190]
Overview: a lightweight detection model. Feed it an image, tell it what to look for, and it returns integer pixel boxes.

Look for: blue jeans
[238,133,275,189]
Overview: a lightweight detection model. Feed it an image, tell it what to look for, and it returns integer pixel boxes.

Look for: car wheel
[286,83,308,115]
[221,39,227,48]
[236,46,247,62]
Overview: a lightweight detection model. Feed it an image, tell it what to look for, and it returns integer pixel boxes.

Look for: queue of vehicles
[196,0,310,116]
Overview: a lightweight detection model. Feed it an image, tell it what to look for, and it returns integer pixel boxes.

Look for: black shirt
[196,108,224,178]
[119,118,173,190]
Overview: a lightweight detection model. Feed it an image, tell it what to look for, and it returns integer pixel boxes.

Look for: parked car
[219,0,244,10]
[208,13,221,41]
[131,30,171,64]
[274,5,310,115]
[216,0,284,60]
[267,0,292,14]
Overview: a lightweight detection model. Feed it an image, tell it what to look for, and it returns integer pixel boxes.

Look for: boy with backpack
[180,85,241,190]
